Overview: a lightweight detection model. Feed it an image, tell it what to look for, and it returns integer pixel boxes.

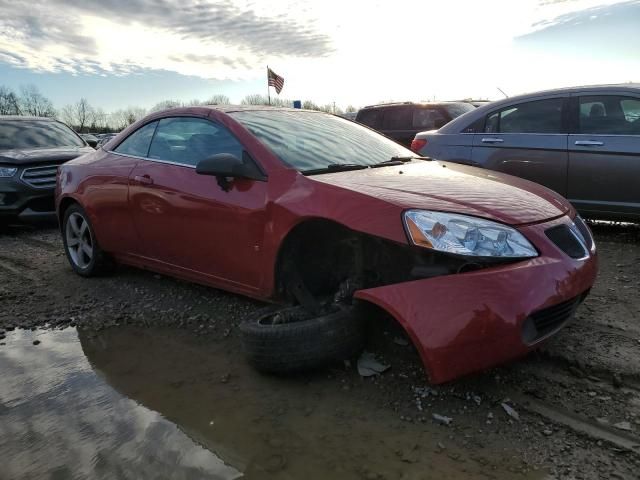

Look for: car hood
[310,160,571,226]
[0,146,94,165]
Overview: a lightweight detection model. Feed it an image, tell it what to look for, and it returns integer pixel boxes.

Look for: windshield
[0,120,85,150]
[230,110,414,173]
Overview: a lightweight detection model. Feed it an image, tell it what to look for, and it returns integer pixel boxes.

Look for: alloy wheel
[65,212,94,269]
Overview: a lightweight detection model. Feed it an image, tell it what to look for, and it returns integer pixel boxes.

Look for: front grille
[545,224,588,259]
[21,165,58,189]
[522,292,587,344]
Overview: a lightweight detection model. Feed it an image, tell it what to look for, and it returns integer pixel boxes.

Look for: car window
[230,110,412,173]
[412,108,447,129]
[356,109,384,129]
[384,107,413,130]
[0,120,85,150]
[442,103,475,119]
[484,98,564,134]
[147,117,244,167]
[579,96,640,135]
[113,121,158,157]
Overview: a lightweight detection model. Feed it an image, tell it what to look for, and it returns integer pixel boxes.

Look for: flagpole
[267,65,271,106]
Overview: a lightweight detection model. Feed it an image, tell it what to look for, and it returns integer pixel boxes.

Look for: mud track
[1,221,639,479]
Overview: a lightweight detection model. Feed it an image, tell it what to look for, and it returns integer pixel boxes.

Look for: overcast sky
[0,0,638,110]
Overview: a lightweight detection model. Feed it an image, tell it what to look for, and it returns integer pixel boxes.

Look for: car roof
[158,105,325,114]
[0,115,58,121]
[359,101,469,110]
[439,83,640,133]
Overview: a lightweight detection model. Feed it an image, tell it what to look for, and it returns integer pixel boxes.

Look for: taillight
[410,138,427,153]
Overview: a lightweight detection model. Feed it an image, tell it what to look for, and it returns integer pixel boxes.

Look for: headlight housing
[404,210,538,258]
[0,166,17,177]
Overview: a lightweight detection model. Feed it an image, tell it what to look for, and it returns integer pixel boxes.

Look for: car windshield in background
[0,120,85,150]
[443,103,475,118]
[230,110,414,173]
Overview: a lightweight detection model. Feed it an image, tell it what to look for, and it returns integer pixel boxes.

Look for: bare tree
[19,85,56,117]
[150,100,182,112]
[107,107,146,131]
[0,86,21,115]
[74,98,94,133]
[58,104,75,127]
[345,105,357,113]
[206,94,230,105]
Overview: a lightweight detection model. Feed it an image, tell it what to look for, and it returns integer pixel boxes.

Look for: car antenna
[497,87,509,98]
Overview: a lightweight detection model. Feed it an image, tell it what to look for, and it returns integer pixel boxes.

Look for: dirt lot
[1,221,639,479]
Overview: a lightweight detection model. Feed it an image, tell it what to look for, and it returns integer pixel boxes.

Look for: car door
[128,116,268,290]
[568,93,640,218]
[93,120,159,254]
[471,96,569,196]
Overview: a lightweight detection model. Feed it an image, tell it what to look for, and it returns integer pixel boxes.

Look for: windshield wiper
[389,155,432,162]
[302,163,369,175]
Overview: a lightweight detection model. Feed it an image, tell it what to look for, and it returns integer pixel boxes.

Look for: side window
[579,96,640,135]
[412,108,447,129]
[357,109,384,129]
[384,107,412,130]
[113,121,158,157]
[484,98,564,134]
[148,117,244,167]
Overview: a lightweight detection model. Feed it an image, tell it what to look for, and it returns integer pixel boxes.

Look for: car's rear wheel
[62,204,112,276]
[239,304,365,373]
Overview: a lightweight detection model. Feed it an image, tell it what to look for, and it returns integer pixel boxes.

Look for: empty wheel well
[274,218,507,304]
[275,219,358,300]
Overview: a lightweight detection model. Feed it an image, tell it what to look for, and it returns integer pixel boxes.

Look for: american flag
[267,68,285,94]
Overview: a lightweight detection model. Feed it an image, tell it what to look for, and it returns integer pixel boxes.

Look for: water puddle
[1,327,549,479]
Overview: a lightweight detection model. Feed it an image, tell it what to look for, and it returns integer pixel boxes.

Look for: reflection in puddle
[0,328,240,480]
[1,327,548,479]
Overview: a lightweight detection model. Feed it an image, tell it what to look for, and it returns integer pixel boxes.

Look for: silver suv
[412,84,640,221]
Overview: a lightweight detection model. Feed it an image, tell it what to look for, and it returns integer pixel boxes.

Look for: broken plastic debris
[501,402,520,421]
[357,352,390,377]
[613,421,632,432]
[432,413,453,426]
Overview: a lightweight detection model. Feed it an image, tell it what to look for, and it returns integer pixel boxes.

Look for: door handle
[481,138,504,144]
[134,175,154,185]
[574,140,604,147]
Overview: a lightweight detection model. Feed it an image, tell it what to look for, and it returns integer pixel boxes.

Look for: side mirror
[86,139,98,148]
[196,153,266,181]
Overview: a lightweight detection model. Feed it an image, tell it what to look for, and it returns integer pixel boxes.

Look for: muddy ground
[0,221,639,479]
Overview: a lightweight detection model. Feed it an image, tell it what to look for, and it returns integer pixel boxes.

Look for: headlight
[404,210,538,258]
[0,166,17,177]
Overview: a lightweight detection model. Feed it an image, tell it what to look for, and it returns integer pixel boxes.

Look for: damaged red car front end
[355,214,597,383]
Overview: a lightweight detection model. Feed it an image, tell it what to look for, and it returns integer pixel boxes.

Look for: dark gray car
[413,84,640,221]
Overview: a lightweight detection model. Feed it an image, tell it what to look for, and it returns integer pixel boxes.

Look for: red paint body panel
[56,106,598,383]
[355,216,598,383]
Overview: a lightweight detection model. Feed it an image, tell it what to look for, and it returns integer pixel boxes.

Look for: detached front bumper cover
[354,216,598,384]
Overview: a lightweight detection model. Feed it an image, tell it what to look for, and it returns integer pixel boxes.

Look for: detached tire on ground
[240,305,365,373]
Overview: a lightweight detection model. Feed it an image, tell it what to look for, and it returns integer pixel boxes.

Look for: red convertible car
[55,106,597,383]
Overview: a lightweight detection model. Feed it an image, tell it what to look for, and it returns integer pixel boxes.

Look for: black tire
[62,203,113,277]
[240,305,365,373]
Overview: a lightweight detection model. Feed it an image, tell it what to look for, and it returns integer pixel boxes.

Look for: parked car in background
[339,111,357,121]
[355,102,475,147]
[0,116,94,224]
[454,99,492,108]
[56,106,596,383]
[412,84,640,221]
[79,133,98,148]
[96,133,117,148]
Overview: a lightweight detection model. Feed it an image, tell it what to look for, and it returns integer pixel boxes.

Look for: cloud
[0,0,333,78]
